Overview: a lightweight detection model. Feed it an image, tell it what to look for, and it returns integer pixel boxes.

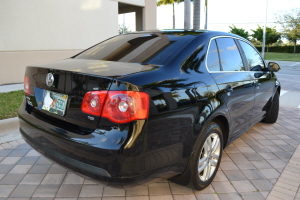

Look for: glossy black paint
[18,30,280,188]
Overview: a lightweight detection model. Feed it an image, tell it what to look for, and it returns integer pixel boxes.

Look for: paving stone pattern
[0,106,300,199]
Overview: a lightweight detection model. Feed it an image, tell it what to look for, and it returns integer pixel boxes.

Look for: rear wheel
[189,122,223,190]
[262,91,279,124]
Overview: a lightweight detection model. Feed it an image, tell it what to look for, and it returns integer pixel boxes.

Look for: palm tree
[184,0,191,30]
[193,0,201,30]
[204,0,208,29]
[157,0,182,29]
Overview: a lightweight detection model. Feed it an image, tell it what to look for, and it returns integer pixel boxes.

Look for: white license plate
[42,90,68,116]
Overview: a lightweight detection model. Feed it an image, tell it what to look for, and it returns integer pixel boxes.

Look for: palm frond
[157,0,176,6]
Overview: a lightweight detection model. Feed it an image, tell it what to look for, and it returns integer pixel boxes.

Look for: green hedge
[254,45,300,53]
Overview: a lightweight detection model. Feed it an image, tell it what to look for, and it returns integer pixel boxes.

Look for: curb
[0,117,22,144]
[0,117,19,134]
[0,83,23,93]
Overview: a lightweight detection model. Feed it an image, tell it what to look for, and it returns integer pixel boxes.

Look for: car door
[237,39,275,125]
[207,37,255,139]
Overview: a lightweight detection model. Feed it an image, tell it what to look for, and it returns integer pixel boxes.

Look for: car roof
[126,29,246,41]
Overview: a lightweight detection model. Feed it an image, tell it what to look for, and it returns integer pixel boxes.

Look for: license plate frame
[42,90,68,116]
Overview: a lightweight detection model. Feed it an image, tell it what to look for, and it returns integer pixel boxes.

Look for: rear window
[74,32,200,65]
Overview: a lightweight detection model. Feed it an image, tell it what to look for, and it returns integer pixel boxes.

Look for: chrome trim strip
[205,35,265,73]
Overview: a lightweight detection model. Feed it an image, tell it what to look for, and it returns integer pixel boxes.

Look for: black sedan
[18,30,280,190]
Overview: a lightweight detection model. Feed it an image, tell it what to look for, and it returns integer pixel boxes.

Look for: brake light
[81,91,107,116]
[24,75,30,95]
[81,91,149,123]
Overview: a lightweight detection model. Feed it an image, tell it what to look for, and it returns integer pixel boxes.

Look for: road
[266,60,300,109]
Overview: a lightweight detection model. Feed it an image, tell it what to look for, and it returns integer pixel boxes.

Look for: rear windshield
[74,32,200,65]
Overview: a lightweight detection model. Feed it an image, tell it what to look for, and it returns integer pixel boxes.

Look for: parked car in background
[18,30,280,190]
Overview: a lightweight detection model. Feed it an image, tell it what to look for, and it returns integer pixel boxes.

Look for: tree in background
[193,0,201,30]
[157,0,182,29]
[119,24,131,34]
[251,25,281,52]
[250,38,261,46]
[184,0,191,30]
[276,8,300,53]
[183,0,203,30]
[158,0,203,30]
[229,25,250,40]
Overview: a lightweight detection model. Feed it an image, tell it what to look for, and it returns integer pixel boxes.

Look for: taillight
[81,91,149,123]
[81,91,107,116]
[103,91,149,123]
[24,75,30,95]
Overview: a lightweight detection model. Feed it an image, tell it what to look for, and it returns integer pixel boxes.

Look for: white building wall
[0,0,119,51]
[0,0,156,85]
[118,0,145,7]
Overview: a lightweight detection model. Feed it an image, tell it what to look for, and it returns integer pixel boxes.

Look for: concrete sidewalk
[0,83,24,142]
[0,106,300,200]
[0,83,23,93]
[1,83,300,199]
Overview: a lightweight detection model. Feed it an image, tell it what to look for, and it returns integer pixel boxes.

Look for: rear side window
[207,40,220,71]
[239,40,265,71]
[216,38,245,71]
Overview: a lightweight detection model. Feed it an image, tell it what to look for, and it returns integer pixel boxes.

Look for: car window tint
[239,40,265,71]
[207,40,220,71]
[216,38,245,71]
[74,33,200,65]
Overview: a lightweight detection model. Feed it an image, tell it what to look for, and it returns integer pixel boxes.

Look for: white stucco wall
[118,0,145,7]
[0,0,156,85]
[0,0,119,51]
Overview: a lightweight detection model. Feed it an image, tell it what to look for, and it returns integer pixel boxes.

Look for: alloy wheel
[198,132,221,181]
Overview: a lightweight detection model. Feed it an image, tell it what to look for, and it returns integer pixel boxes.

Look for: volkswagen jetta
[18,30,281,190]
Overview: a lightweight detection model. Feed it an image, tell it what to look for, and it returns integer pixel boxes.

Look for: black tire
[187,122,223,190]
[262,91,279,124]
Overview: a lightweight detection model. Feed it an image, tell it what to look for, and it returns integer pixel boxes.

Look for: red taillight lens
[81,91,149,123]
[81,91,108,116]
[102,91,149,123]
[24,75,30,95]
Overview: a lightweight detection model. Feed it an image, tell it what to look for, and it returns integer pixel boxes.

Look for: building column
[143,0,157,30]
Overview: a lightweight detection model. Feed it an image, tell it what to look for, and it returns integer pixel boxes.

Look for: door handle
[224,86,233,93]
[254,82,261,87]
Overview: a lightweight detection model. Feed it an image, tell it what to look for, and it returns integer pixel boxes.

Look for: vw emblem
[46,73,54,87]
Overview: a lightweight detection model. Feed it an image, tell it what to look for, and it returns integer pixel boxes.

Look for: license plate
[42,90,68,116]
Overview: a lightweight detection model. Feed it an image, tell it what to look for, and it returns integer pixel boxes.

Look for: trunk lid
[25,58,153,133]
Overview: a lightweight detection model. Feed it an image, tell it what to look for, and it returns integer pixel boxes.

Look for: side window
[207,40,220,71]
[239,40,265,71]
[216,38,245,71]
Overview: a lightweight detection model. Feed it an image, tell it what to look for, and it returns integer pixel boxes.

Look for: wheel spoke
[206,135,212,152]
[204,161,212,180]
[199,156,207,165]
[211,137,220,153]
[209,158,218,166]
[204,140,209,153]
[211,152,219,160]
[198,159,208,173]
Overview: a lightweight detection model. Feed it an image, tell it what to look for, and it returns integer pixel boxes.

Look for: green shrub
[255,45,300,53]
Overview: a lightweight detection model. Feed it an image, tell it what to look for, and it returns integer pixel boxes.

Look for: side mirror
[251,65,263,71]
[268,62,280,72]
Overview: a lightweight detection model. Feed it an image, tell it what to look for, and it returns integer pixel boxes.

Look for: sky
[119,0,299,34]
[156,0,300,33]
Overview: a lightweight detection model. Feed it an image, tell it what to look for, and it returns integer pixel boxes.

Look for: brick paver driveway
[0,106,300,200]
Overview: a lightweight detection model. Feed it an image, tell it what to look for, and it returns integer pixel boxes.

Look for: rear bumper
[20,127,111,177]
[18,99,185,188]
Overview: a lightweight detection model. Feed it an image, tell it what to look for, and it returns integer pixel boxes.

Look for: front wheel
[189,122,223,190]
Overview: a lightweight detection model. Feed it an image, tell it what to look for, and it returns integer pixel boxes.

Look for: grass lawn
[0,90,24,120]
[264,52,300,62]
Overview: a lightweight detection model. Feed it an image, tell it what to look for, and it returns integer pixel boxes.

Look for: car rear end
[18,30,206,188]
[18,60,154,187]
